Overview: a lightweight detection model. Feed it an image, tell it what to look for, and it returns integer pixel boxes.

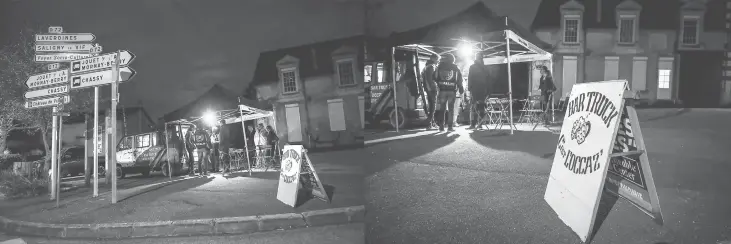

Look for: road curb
[0,205,365,239]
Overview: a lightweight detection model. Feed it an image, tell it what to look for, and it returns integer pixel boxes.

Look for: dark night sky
[1,0,539,120]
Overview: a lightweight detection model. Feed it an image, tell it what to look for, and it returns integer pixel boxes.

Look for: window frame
[135,134,151,148]
[117,136,134,151]
[335,58,357,87]
[657,57,674,90]
[617,15,637,44]
[680,16,700,46]
[563,16,581,44]
[280,67,299,95]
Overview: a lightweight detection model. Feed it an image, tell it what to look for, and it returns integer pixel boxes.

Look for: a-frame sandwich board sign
[544,80,663,243]
[276,145,331,207]
[604,90,664,224]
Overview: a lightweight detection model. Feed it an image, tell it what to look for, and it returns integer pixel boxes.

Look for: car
[115,123,192,179]
[59,146,106,178]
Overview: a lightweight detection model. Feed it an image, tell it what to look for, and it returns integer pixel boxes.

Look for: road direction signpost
[70,67,136,89]
[69,50,135,74]
[35,53,95,62]
[24,85,69,99]
[35,33,96,43]
[24,95,70,109]
[36,43,96,53]
[25,69,68,89]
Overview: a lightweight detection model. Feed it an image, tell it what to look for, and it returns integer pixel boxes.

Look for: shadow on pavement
[365,132,460,176]
[469,130,558,159]
[641,108,690,122]
[295,184,335,207]
[589,192,620,243]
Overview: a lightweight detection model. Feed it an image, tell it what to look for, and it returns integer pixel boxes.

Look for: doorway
[678,51,723,107]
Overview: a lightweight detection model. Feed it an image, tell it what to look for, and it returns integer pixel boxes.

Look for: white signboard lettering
[48,26,63,34]
[47,63,60,71]
[26,69,68,89]
[25,85,69,99]
[35,33,95,43]
[277,145,303,207]
[70,50,135,74]
[70,67,136,89]
[36,43,95,52]
[35,53,94,62]
[25,95,70,109]
[544,80,627,243]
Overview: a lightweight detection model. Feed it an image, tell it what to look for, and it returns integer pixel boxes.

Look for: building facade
[249,36,365,150]
[532,0,729,106]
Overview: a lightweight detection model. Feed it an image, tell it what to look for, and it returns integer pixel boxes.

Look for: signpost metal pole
[84,115,89,187]
[93,87,99,196]
[391,47,399,132]
[57,112,63,207]
[104,117,109,186]
[111,51,120,203]
[50,107,58,200]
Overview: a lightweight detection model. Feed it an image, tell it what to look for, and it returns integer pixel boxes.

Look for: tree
[0,26,93,171]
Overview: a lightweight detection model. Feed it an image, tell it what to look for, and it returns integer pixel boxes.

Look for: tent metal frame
[393,22,554,135]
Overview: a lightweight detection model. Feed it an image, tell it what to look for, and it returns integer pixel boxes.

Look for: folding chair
[519,95,544,127]
[532,93,557,131]
[485,94,516,131]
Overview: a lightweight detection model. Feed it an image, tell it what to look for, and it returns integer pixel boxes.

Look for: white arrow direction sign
[36,43,95,52]
[26,69,69,89]
[70,67,137,89]
[25,84,69,99]
[35,33,96,43]
[70,50,136,74]
[35,53,94,62]
[25,95,71,109]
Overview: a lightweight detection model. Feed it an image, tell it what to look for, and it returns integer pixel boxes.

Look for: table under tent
[163,104,277,176]
[365,5,554,134]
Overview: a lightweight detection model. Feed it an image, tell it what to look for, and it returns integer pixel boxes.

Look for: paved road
[0,223,364,244]
[364,108,731,244]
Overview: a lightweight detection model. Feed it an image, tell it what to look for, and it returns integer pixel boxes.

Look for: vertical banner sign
[277,145,303,207]
[605,105,664,223]
[544,80,627,242]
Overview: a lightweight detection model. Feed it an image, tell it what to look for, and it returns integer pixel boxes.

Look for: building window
[658,70,671,89]
[564,18,580,44]
[336,60,356,86]
[280,68,298,94]
[618,17,636,44]
[681,17,700,45]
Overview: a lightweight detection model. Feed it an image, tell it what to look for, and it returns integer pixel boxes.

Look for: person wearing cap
[422,54,440,130]
[433,53,464,132]
[467,54,490,129]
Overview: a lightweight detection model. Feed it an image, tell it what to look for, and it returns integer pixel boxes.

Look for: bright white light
[202,111,216,127]
[457,43,474,59]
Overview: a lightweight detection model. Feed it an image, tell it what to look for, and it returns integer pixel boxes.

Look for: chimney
[597,0,602,23]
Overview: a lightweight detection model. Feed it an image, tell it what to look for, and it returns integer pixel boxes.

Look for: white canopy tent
[394,26,554,135]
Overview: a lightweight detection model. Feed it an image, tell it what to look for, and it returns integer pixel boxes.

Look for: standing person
[245,124,256,167]
[433,53,464,132]
[538,65,557,124]
[422,54,440,130]
[254,123,268,167]
[191,124,212,176]
[265,125,279,158]
[210,124,220,173]
[218,119,231,173]
[468,55,490,130]
[184,125,196,176]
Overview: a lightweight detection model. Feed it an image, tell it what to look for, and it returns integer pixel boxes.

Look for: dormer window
[617,15,637,44]
[680,16,700,46]
[280,67,299,94]
[335,58,356,86]
[563,16,580,44]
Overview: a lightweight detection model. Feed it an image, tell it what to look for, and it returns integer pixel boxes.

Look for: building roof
[532,0,725,31]
[162,84,265,123]
[386,2,552,50]
[249,35,364,87]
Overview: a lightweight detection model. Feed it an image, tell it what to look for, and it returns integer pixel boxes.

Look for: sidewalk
[365,122,562,146]
[0,154,365,239]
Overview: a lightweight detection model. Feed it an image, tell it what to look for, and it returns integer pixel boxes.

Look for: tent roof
[386,2,552,52]
[161,84,265,123]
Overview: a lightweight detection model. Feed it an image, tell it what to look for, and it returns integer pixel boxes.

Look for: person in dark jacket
[467,55,490,130]
[265,125,279,157]
[210,125,220,173]
[190,124,212,176]
[433,53,464,132]
[538,65,557,123]
[245,124,256,165]
[217,119,231,173]
[422,54,440,130]
[184,125,196,176]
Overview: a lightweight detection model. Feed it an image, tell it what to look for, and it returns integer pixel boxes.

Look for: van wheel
[116,165,125,179]
[389,108,407,129]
